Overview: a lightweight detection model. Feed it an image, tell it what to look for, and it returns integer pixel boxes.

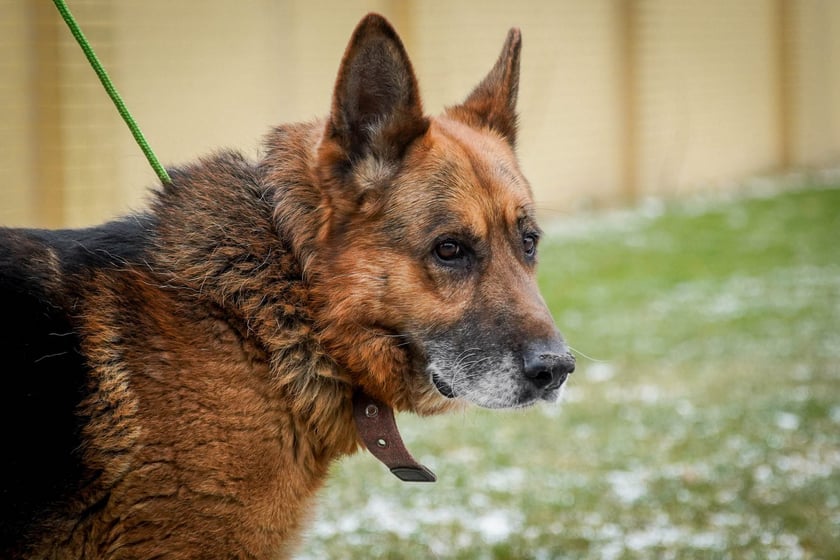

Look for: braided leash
[52,0,171,184]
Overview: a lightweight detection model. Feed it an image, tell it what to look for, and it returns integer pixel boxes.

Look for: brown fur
[0,14,572,558]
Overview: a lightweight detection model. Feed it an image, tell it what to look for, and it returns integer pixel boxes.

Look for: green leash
[52,0,171,184]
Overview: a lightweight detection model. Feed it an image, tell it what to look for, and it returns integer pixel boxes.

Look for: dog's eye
[434,240,462,262]
[523,234,538,258]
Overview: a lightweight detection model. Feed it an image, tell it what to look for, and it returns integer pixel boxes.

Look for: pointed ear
[327,13,429,164]
[448,28,521,146]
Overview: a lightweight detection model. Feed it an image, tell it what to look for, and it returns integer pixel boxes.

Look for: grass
[298,181,840,559]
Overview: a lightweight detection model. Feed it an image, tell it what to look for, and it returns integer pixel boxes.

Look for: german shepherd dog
[0,13,574,559]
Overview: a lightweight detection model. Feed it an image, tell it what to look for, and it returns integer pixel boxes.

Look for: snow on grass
[302,491,525,557]
[647,265,840,322]
[543,167,840,241]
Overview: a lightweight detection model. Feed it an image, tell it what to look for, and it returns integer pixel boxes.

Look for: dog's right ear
[326,13,429,165]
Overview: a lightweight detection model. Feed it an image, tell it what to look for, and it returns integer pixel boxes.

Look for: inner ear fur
[326,13,429,165]
[447,27,522,146]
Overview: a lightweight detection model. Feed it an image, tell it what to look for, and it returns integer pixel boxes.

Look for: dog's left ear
[326,13,429,164]
[448,28,521,146]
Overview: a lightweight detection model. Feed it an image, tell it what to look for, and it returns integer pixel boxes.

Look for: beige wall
[1,0,839,228]
[789,0,840,166]
[112,1,295,212]
[0,0,36,224]
[632,0,783,196]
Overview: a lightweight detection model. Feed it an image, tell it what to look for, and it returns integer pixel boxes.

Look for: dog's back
[0,220,149,551]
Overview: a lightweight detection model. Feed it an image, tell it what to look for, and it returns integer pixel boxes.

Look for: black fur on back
[0,218,153,546]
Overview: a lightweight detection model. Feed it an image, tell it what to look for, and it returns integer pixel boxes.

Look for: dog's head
[289,14,573,412]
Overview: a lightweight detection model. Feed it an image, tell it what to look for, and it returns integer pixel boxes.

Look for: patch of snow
[753,464,773,484]
[774,411,800,431]
[473,509,522,543]
[606,469,648,503]
[585,361,616,382]
[675,399,695,417]
[484,467,526,492]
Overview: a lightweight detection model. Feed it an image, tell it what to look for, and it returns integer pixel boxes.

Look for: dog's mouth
[431,373,456,399]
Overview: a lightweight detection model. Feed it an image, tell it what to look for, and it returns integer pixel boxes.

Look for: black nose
[523,348,575,390]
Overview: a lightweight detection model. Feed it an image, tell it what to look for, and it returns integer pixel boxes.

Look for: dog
[0,13,574,559]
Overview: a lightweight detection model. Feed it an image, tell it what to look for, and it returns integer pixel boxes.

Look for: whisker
[567,344,610,363]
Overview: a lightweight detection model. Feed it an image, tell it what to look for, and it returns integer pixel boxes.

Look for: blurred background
[1,0,838,227]
[2,1,839,559]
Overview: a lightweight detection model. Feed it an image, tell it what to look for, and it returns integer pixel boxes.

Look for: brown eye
[435,240,461,261]
[523,234,537,257]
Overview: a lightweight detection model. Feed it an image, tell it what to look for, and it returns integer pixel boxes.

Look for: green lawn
[299,182,840,559]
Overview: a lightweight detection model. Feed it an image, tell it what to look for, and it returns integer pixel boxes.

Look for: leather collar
[352,389,436,482]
